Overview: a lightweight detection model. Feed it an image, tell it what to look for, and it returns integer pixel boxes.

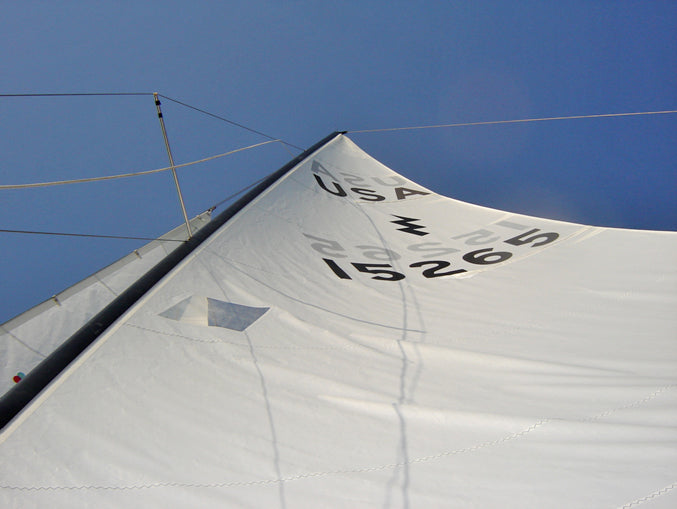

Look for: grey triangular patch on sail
[159,298,192,321]
[207,298,269,331]
[160,297,268,331]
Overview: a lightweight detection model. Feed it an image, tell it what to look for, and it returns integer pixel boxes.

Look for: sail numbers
[311,160,431,202]
[306,226,560,282]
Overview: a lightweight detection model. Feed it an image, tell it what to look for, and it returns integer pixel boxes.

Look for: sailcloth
[1,133,675,508]
[0,212,211,397]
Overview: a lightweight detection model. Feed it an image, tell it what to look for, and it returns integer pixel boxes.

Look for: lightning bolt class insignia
[391,215,429,236]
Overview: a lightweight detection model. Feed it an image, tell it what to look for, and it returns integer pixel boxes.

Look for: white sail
[0,212,211,396]
[0,134,675,508]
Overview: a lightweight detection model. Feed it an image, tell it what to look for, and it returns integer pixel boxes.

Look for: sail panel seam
[1,382,672,491]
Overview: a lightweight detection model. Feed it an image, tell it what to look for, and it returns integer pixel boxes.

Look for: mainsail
[1,133,675,508]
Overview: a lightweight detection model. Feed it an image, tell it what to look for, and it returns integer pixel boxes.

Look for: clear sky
[1,1,675,323]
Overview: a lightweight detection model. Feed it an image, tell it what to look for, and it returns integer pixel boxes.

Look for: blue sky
[1,1,675,323]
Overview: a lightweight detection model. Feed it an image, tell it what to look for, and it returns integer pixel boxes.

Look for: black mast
[0,131,345,430]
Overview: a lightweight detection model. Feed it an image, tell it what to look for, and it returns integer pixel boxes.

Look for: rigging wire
[4,94,674,240]
[157,94,304,151]
[0,173,277,241]
[0,93,152,97]
[1,92,302,151]
[208,174,270,212]
[0,93,300,242]
[0,140,279,190]
[348,110,677,134]
[0,229,186,242]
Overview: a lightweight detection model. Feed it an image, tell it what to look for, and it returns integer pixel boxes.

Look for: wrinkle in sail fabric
[0,134,676,508]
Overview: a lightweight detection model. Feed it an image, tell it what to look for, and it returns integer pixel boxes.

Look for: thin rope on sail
[0,229,186,242]
[348,110,677,134]
[0,140,279,190]
[157,94,304,152]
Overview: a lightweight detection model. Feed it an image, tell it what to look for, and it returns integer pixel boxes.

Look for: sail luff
[0,131,344,430]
